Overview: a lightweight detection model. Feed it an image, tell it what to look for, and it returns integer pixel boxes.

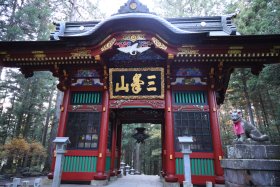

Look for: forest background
[0,0,279,176]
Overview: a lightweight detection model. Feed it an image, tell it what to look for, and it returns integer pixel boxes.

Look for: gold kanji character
[131,73,144,94]
[147,75,157,92]
[115,75,129,92]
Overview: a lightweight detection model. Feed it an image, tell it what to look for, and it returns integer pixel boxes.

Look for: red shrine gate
[0,0,280,185]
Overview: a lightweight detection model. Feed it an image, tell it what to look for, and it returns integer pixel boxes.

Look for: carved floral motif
[71,48,91,57]
[109,99,165,109]
[101,38,117,52]
[122,34,146,42]
[152,37,167,50]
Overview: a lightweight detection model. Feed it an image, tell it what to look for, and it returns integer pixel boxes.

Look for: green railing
[176,158,214,176]
[105,157,111,172]
[71,92,102,105]
[63,156,97,172]
[173,91,207,105]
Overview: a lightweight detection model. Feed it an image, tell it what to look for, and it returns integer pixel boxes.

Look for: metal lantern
[132,127,149,143]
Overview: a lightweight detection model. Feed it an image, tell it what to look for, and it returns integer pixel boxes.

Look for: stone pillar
[178,136,193,187]
[164,90,178,183]
[120,161,125,176]
[52,137,70,187]
[110,119,117,178]
[207,90,224,183]
[125,164,130,176]
[221,143,280,187]
[93,90,110,182]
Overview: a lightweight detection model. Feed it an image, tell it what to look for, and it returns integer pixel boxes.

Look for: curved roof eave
[58,13,210,45]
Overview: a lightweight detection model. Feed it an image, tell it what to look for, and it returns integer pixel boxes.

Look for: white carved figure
[117,43,150,55]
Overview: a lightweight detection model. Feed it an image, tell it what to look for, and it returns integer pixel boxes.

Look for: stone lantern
[52,137,70,187]
[178,136,193,187]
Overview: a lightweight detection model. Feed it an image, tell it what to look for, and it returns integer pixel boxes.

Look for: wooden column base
[215,176,225,184]
[165,174,178,182]
[93,172,107,180]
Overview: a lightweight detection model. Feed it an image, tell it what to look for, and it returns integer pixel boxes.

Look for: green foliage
[156,0,231,17]
[229,0,280,34]
[0,0,52,41]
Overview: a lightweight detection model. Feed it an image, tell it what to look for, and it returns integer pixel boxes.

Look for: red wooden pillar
[94,90,110,180]
[51,89,70,173]
[164,90,178,182]
[110,119,117,177]
[208,89,224,184]
[57,89,70,137]
[161,122,166,176]
[116,123,122,174]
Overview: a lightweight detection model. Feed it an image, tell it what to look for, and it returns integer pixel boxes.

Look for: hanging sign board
[109,68,164,99]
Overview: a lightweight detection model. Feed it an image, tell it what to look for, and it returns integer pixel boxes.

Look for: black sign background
[109,68,164,99]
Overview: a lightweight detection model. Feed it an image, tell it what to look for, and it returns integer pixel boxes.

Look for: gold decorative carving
[95,55,101,61]
[168,54,174,59]
[177,47,199,55]
[152,37,167,50]
[227,46,243,54]
[229,46,243,50]
[101,38,116,52]
[110,99,165,108]
[0,51,10,59]
[72,105,100,112]
[271,46,280,54]
[71,47,91,57]
[228,50,241,54]
[122,34,146,42]
[130,2,137,9]
[32,51,46,58]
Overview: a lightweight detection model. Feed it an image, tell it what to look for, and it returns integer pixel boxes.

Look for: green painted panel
[71,92,102,105]
[176,158,215,176]
[63,157,67,172]
[173,91,207,105]
[106,157,111,172]
[69,156,74,172]
[191,159,195,174]
[76,156,80,172]
[63,156,97,172]
[93,157,97,172]
[180,159,184,174]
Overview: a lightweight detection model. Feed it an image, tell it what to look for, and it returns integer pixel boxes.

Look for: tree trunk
[265,90,280,134]
[254,104,263,127]
[240,69,255,126]
[23,112,32,138]
[15,114,24,137]
[43,90,63,171]
[42,88,55,147]
[258,92,269,127]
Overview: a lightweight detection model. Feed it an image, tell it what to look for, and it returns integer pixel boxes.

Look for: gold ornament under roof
[130,2,137,10]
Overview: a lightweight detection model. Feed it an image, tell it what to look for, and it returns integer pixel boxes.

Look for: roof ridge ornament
[115,0,152,15]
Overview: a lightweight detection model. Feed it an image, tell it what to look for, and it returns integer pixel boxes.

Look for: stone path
[107,175,162,187]
[1,175,163,187]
